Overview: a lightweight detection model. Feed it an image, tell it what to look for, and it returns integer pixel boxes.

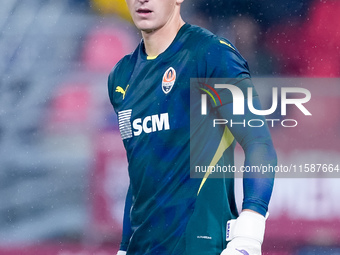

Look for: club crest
[162,67,176,94]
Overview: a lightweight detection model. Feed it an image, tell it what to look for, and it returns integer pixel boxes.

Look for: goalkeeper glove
[221,211,267,255]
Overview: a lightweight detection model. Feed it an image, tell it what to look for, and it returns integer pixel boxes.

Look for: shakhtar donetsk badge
[162,67,176,94]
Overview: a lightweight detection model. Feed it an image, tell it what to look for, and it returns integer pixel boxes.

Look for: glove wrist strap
[226,211,267,244]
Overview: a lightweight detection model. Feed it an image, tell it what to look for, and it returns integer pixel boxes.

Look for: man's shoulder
[184,24,217,46]
[185,24,248,77]
[185,24,239,55]
[108,45,139,106]
[185,24,214,38]
[109,48,137,79]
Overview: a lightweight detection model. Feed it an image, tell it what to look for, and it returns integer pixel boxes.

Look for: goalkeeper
[108,0,276,254]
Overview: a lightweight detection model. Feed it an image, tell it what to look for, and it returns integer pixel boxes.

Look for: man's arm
[117,185,133,254]
[217,96,276,255]
[217,96,276,215]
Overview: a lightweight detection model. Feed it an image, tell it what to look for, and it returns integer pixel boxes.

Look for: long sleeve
[119,185,133,251]
[217,96,276,216]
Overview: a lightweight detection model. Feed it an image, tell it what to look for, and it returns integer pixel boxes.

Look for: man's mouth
[137,8,152,14]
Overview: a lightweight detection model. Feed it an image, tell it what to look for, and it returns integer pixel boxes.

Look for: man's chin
[134,22,157,34]
[140,27,157,34]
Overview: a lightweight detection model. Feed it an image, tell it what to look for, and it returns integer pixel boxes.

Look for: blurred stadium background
[0,0,339,254]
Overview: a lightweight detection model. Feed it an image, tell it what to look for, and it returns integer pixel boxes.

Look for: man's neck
[142,16,185,57]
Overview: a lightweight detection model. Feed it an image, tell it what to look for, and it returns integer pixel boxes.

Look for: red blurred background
[0,0,339,254]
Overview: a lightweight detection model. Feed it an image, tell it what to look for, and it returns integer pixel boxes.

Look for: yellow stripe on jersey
[147,55,158,60]
[197,126,235,195]
[219,40,236,51]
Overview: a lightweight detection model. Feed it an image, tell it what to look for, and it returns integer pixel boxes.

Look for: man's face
[125,0,180,33]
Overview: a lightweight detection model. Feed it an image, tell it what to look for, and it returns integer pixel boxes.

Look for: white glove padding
[221,211,267,255]
[117,251,126,255]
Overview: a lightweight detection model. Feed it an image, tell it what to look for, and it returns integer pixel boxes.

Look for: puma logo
[116,85,129,100]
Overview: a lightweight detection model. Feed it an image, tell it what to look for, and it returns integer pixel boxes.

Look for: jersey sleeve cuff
[119,241,129,251]
[242,202,267,217]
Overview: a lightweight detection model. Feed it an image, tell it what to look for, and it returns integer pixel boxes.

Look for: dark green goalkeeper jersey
[108,23,261,255]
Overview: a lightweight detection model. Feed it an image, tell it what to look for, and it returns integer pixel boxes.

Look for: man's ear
[176,0,184,4]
